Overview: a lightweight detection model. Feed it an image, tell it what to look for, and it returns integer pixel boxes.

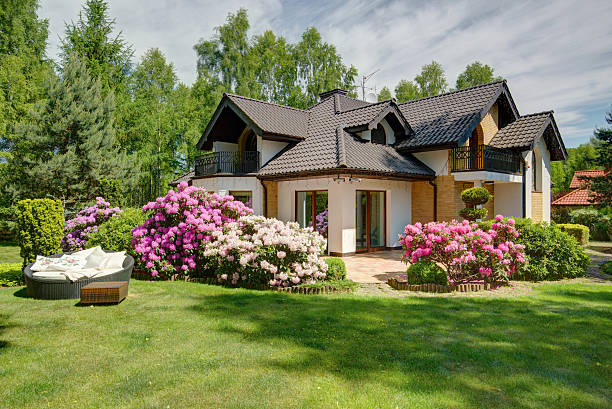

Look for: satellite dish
[365,92,377,103]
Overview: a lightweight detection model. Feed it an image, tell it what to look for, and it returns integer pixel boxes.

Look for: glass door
[356,191,386,252]
[296,191,328,238]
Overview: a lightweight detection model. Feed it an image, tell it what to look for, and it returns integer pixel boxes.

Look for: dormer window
[371,124,386,145]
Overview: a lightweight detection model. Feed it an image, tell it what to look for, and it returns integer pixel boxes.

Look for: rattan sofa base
[23,252,134,300]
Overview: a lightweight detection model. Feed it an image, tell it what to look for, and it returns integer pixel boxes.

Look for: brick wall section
[481,103,499,145]
[411,181,434,223]
[436,176,457,222]
[532,192,543,222]
[262,180,278,218]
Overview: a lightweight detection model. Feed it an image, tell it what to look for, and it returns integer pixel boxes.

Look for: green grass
[297,279,359,290]
[0,281,610,408]
[0,242,21,264]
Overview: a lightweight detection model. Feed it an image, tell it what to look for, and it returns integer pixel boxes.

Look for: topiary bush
[459,187,492,221]
[557,223,590,245]
[406,261,448,285]
[0,263,24,286]
[16,199,64,268]
[460,187,492,206]
[88,208,146,252]
[324,257,347,280]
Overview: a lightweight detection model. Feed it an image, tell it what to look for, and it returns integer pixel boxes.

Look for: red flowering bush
[131,182,252,278]
[400,215,526,284]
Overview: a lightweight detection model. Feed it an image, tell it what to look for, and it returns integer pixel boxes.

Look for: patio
[341,249,406,283]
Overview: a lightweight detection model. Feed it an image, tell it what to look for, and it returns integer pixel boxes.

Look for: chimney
[319,88,348,101]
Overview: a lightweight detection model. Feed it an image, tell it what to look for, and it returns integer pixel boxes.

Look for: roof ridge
[225,93,308,113]
[398,80,504,106]
[338,99,390,114]
[519,110,554,118]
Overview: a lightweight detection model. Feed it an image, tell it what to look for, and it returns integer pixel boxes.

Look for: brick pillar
[262,180,278,219]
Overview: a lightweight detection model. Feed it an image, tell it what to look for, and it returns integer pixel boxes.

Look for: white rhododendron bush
[202,215,328,287]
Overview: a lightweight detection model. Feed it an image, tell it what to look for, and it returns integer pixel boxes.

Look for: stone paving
[342,250,406,283]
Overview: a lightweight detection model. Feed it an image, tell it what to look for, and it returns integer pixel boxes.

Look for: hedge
[16,199,64,268]
[0,263,24,287]
[557,223,590,245]
[406,261,448,285]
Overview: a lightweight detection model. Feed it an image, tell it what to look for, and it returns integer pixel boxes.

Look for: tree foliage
[550,141,599,195]
[393,61,448,102]
[194,8,357,108]
[394,79,420,103]
[590,109,612,206]
[377,86,392,101]
[7,56,126,206]
[456,61,502,90]
[61,0,133,92]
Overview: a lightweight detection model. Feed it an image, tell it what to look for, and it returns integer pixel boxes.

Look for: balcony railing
[194,151,260,176]
[451,144,521,174]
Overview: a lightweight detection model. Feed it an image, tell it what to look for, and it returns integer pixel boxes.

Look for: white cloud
[39,0,612,147]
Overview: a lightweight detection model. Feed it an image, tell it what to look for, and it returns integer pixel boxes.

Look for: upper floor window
[371,124,386,145]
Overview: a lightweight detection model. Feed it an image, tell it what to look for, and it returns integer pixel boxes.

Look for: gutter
[428,180,437,221]
[260,179,268,218]
[522,157,526,218]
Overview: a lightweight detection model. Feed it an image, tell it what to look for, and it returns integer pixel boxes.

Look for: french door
[356,190,386,252]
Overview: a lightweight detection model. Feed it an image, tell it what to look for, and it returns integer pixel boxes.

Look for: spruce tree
[7,55,127,207]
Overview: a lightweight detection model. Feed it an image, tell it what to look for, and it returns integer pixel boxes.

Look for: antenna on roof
[359,69,380,101]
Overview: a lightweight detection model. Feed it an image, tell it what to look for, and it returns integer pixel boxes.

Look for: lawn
[0,242,21,264]
[0,280,610,408]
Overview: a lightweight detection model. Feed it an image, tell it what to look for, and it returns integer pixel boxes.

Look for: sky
[39,0,612,148]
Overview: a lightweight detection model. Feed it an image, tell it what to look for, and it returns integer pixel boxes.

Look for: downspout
[428,180,437,221]
[259,179,268,218]
[521,158,526,218]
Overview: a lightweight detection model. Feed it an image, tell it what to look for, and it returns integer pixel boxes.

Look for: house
[172,80,567,256]
[552,169,607,207]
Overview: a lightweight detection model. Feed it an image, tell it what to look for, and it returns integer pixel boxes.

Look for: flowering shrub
[400,215,526,284]
[131,182,252,278]
[314,207,328,235]
[202,215,328,287]
[61,197,121,252]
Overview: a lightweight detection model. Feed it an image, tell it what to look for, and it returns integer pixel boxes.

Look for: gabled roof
[395,81,518,151]
[489,111,567,160]
[196,93,309,149]
[552,188,601,206]
[569,169,608,188]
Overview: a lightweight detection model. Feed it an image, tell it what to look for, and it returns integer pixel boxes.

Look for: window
[295,191,328,237]
[371,124,386,145]
[230,190,252,208]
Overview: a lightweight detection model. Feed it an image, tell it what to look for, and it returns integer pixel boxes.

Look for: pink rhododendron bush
[62,197,122,252]
[131,182,252,278]
[400,215,526,284]
[202,215,328,287]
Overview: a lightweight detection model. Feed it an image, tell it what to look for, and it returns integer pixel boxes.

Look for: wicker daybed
[24,252,134,300]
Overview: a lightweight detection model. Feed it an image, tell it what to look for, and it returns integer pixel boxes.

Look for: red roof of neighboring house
[569,169,607,188]
[552,188,600,206]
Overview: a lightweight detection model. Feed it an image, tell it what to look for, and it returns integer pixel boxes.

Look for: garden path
[342,250,406,283]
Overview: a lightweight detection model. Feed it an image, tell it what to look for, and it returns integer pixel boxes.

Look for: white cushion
[31,271,70,281]
[84,246,108,268]
[72,246,101,259]
[31,255,86,272]
[103,251,126,269]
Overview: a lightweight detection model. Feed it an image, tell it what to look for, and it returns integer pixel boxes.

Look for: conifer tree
[7,56,126,206]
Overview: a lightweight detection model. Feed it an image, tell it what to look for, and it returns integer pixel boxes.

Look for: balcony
[451,144,521,174]
[194,151,260,177]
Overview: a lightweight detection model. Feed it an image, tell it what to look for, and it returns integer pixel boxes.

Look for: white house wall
[258,137,288,165]
[536,137,552,222]
[277,177,411,255]
[494,182,523,218]
[413,150,449,176]
[214,141,238,152]
[191,176,264,215]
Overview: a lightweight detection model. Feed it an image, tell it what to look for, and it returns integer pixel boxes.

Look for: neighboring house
[552,169,607,207]
[172,80,567,256]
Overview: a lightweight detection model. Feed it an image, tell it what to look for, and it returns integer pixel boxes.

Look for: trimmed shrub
[16,199,64,268]
[569,208,600,229]
[62,197,122,252]
[88,208,146,252]
[557,223,590,245]
[0,263,24,287]
[204,216,328,287]
[458,207,488,221]
[324,257,347,280]
[461,187,492,206]
[406,261,448,285]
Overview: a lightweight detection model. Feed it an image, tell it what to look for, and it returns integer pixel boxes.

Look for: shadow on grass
[188,287,611,408]
[12,288,28,298]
